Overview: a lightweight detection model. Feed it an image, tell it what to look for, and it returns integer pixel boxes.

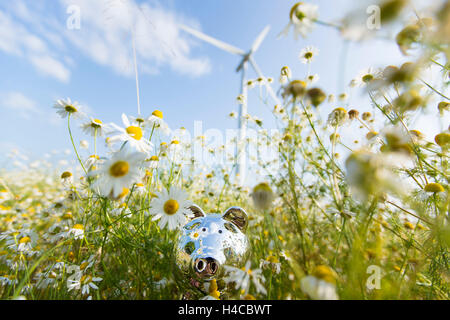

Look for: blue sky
[0,0,447,168]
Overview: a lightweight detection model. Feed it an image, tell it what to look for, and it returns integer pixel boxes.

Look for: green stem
[420,78,449,100]
[68,113,87,174]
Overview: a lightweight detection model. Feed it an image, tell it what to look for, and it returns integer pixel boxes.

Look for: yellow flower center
[424,183,444,193]
[80,262,89,270]
[152,110,163,119]
[62,212,73,219]
[253,182,272,193]
[312,265,336,284]
[61,171,72,179]
[126,126,143,140]
[73,224,84,230]
[163,199,179,215]
[290,2,304,20]
[362,74,374,83]
[91,119,102,128]
[435,133,450,147]
[65,105,77,113]
[19,236,31,244]
[80,275,92,284]
[241,267,252,275]
[109,161,130,178]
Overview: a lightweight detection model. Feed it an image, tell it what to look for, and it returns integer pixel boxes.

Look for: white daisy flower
[84,155,101,171]
[299,46,319,64]
[133,183,147,196]
[278,2,319,40]
[90,148,145,198]
[110,203,132,217]
[306,73,319,84]
[145,155,159,169]
[260,256,281,274]
[106,113,153,154]
[81,118,105,137]
[53,98,85,120]
[60,171,74,186]
[149,187,193,231]
[68,224,85,240]
[67,274,102,295]
[300,276,338,300]
[223,261,267,295]
[351,67,382,87]
[146,110,170,134]
[17,236,34,252]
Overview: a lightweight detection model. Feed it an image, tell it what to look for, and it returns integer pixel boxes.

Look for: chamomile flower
[306,73,319,84]
[17,236,33,252]
[299,46,319,64]
[236,94,246,104]
[60,171,73,186]
[81,118,105,137]
[260,255,281,274]
[90,148,145,198]
[68,274,103,296]
[300,265,338,300]
[68,224,85,240]
[279,2,319,39]
[149,187,193,231]
[223,261,267,295]
[351,67,382,87]
[53,98,85,120]
[146,110,170,134]
[146,155,159,169]
[106,114,153,154]
[327,108,349,126]
[251,182,275,211]
[229,111,238,119]
[134,183,147,196]
[84,155,101,171]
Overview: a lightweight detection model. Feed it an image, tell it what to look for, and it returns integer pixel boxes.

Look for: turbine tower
[179,24,280,185]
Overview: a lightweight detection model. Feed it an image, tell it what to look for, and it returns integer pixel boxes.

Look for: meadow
[0,0,449,300]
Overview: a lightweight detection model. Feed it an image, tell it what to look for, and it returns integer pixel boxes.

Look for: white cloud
[0,92,39,118]
[29,55,71,83]
[0,8,71,82]
[0,0,210,83]
[60,0,211,77]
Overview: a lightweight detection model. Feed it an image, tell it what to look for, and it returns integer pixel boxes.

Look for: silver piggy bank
[174,205,250,299]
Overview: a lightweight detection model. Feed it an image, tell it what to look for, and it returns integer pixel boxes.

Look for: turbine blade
[179,24,246,56]
[249,57,281,105]
[250,25,270,54]
[236,56,247,73]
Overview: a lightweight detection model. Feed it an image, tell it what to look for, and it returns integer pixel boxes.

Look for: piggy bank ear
[189,204,205,219]
[223,207,248,233]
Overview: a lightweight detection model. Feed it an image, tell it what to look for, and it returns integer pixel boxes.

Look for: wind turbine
[179,24,280,185]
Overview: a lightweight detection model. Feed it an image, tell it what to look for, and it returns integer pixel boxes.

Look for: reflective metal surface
[174,206,250,298]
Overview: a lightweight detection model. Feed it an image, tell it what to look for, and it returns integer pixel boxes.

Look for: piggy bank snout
[193,257,220,277]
